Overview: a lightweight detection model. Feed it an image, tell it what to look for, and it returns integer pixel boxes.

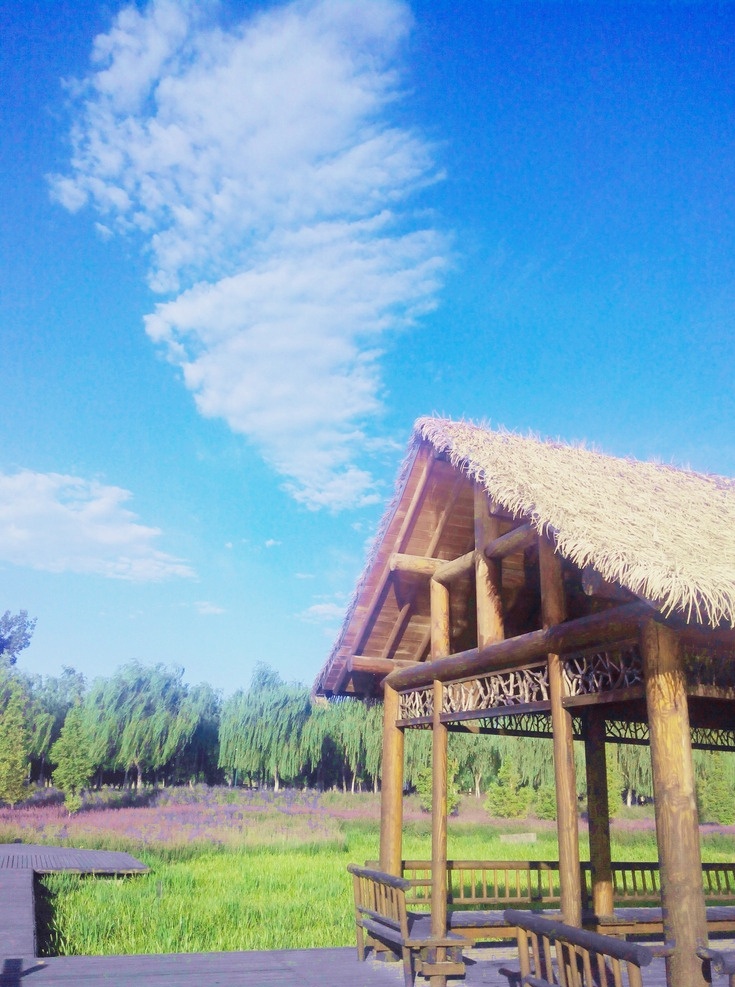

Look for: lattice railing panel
[691,726,735,751]
[605,720,650,744]
[458,712,586,739]
[684,646,735,691]
[399,688,433,721]
[563,644,643,696]
[605,720,735,751]
[443,665,549,714]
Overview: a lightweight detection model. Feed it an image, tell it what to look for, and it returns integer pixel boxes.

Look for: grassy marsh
[0,788,731,956]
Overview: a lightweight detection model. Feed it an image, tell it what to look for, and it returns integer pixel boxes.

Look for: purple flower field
[0,786,383,850]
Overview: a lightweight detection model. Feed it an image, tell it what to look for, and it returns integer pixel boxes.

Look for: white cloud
[194,600,225,615]
[0,470,194,581]
[51,0,447,509]
[299,601,346,624]
[264,538,281,548]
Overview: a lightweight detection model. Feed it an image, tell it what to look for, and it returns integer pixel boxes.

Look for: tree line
[0,610,733,822]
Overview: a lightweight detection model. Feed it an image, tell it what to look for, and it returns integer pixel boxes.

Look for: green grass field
[31,795,735,956]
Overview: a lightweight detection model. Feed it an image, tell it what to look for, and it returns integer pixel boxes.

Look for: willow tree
[301,699,383,792]
[169,682,222,785]
[219,664,310,790]
[83,662,201,788]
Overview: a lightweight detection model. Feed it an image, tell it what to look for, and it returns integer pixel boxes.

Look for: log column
[379,683,404,876]
[430,578,450,948]
[474,485,504,647]
[584,712,613,917]
[539,535,582,925]
[642,620,708,987]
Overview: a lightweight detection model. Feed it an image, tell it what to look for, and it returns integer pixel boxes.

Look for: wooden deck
[0,843,728,986]
[0,944,676,987]
[0,844,148,874]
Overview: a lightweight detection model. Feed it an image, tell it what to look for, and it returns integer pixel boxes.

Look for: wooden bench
[506,908,669,987]
[399,859,562,941]
[376,859,735,941]
[697,946,735,986]
[347,864,468,987]
[583,862,735,937]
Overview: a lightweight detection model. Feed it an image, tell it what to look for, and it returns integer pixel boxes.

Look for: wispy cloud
[194,600,225,615]
[299,601,346,624]
[51,0,447,509]
[0,470,194,581]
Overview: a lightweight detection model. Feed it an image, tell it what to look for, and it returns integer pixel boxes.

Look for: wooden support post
[642,620,708,987]
[539,535,582,926]
[431,677,448,939]
[429,579,450,986]
[474,485,504,647]
[584,712,613,917]
[379,684,404,876]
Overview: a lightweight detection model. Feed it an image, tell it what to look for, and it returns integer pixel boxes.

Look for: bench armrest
[348,863,411,892]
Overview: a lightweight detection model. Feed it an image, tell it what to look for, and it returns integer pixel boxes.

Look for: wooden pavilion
[315,417,735,987]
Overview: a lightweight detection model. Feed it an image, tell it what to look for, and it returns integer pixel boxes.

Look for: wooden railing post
[379,683,404,875]
[642,619,708,987]
[584,711,613,916]
[539,534,582,926]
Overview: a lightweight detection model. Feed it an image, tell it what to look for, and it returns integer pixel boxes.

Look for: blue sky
[2,0,734,694]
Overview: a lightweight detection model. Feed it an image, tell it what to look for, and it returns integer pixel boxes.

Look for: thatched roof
[314,417,735,696]
[418,418,735,626]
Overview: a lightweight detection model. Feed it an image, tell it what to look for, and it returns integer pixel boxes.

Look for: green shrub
[484,763,531,819]
[414,758,461,815]
[697,753,735,825]
[532,784,557,820]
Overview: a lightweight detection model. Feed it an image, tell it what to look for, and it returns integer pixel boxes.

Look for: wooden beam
[389,549,477,585]
[389,553,441,577]
[435,550,475,585]
[379,601,414,661]
[584,711,613,916]
[642,620,708,987]
[426,474,467,557]
[581,566,632,601]
[352,447,435,656]
[379,684,404,876]
[539,534,581,927]
[484,521,536,560]
[347,655,419,676]
[474,484,504,647]
[385,600,653,691]
[430,578,451,662]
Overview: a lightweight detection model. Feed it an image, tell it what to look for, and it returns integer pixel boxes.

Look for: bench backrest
[402,859,561,909]
[582,861,661,904]
[372,859,735,911]
[506,908,653,987]
[347,864,411,939]
[703,862,735,901]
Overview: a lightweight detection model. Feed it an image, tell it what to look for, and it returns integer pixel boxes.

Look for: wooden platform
[0,844,148,874]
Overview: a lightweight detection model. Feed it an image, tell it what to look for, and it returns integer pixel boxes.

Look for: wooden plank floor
[0,869,36,957]
[0,944,677,987]
[0,844,147,874]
